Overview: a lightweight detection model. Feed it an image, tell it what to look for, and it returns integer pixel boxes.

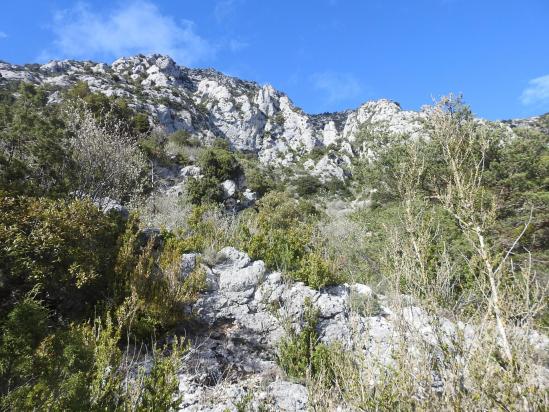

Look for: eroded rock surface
[174,247,549,411]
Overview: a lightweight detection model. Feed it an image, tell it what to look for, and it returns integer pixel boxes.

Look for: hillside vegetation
[0,77,548,410]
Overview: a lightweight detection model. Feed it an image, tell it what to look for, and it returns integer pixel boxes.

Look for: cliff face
[0,54,425,166]
[2,53,544,181]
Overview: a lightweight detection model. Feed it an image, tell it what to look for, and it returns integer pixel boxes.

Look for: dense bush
[0,298,186,411]
[185,143,243,205]
[186,176,224,205]
[197,145,241,182]
[64,102,148,205]
[293,174,322,197]
[66,81,149,135]
[114,216,207,339]
[0,82,150,202]
[245,192,316,272]
[293,252,339,289]
[244,191,338,287]
[0,83,71,197]
[0,195,202,408]
[0,196,123,318]
[239,157,279,196]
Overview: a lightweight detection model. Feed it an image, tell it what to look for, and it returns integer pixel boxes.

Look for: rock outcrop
[0,55,427,174]
[172,247,549,410]
[3,54,539,182]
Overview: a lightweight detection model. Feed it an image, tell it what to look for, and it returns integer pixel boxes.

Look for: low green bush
[186,176,224,205]
[0,298,186,411]
[294,175,322,197]
[244,192,319,274]
[197,146,241,182]
[277,299,337,383]
[293,252,339,289]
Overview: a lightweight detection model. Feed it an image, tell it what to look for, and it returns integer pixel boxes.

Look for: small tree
[63,101,147,206]
[427,96,546,366]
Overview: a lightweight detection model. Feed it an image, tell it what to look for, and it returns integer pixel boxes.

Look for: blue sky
[0,0,548,119]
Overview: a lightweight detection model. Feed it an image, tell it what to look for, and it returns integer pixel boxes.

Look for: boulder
[180,165,201,178]
[267,381,308,411]
[220,179,236,199]
[180,253,198,280]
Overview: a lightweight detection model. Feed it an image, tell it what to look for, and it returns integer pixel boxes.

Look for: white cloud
[310,71,363,105]
[521,74,549,106]
[0,31,7,39]
[42,1,214,65]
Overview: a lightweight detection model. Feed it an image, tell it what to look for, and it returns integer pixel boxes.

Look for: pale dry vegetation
[282,97,549,411]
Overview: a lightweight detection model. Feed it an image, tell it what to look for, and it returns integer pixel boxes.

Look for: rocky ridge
[0,54,428,176]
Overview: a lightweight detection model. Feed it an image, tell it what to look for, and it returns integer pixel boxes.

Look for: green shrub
[0,300,186,411]
[139,134,168,163]
[245,192,319,274]
[0,196,123,318]
[294,174,322,197]
[197,146,241,182]
[0,83,71,197]
[277,299,337,383]
[186,176,224,205]
[308,146,329,162]
[293,252,339,289]
[133,112,150,134]
[240,159,278,196]
[273,112,285,126]
[168,130,193,146]
[247,224,311,273]
[113,215,207,339]
[184,145,243,205]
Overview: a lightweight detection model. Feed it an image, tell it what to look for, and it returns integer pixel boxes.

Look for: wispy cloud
[228,39,249,51]
[214,0,245,22]
[0,31,7,39]
[41,1,214,65]
[310,71,363,106]
[521,74,549,106]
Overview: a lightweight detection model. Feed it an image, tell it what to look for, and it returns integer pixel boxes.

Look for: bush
[0,299,187,411]
[168,130,200,147]
[0,83,71,197]
[186,176,223,205]
[184,145,242,205]
[294,174,322,197]
[244,192,327,282]
[63,101,148,205]
[113,215,207,339]
[197,146,241,182]
[66,82,147,136]
[0,196,123,318]
[239,158,278,196]
[293,252,339,289]
[133,112,150,134]
[277,299,336,382]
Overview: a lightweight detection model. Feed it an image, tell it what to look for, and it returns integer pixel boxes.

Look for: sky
[0,0,548,119]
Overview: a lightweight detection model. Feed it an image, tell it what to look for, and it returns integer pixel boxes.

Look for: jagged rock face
[175,247,549,410]
[3,54,539,181]
[0,54,427,171]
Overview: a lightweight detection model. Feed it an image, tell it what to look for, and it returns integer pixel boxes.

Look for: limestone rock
[180,253,198,280]
[0,53,454,177]
[180,165,201,178]
[220,179,237,199]
[267,381,308,411]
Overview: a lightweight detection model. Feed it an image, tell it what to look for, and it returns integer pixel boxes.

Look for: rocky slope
[3,54,544,184]
[172,247,548,411]
[0,54,426,172]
